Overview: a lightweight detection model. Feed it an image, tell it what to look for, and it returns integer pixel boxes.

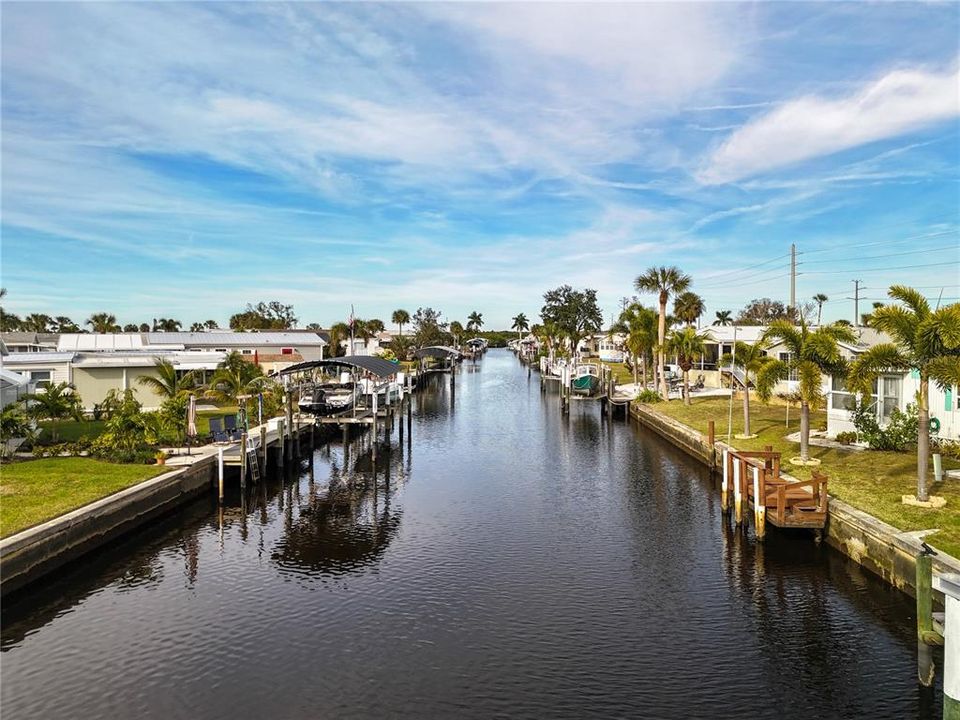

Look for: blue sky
[2,2,958,330]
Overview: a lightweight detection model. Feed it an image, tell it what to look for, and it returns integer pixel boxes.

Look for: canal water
[1,350,942,718]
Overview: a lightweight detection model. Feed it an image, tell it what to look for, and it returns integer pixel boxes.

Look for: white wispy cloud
[697,62,960,184]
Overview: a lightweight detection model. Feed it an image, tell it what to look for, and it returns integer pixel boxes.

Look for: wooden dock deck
[721,447,828,538]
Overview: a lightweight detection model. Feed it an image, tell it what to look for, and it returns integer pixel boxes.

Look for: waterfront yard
[655,396,960,557]
[0,458,167,537]
[38,406,239,445]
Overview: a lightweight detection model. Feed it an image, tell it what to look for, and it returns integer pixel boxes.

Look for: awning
[277,355,399,378]
[413,346,460,359]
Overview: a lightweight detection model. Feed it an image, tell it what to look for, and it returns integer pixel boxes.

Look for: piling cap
[934,573,960,600]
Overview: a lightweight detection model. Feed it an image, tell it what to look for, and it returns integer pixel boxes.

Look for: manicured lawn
[599,360,634,386]
[654,396,960,557]
[39,419,107,444]
[0,457,168,537]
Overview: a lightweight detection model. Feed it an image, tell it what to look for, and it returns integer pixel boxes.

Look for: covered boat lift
[413,346,460,373]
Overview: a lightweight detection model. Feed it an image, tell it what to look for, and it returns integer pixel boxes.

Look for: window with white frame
[880,376,902,421]
[29,370,52,388]
[778,352,798,381]
[830,376,857,411]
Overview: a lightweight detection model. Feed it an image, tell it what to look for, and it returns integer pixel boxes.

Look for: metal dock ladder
[246,447,261,484]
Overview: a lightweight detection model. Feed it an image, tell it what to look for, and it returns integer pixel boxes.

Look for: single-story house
[0,331,59,353]
[57,331,326,362]
[825,330,960,442]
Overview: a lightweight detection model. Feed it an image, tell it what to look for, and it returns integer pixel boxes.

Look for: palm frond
[761,320,802,356]
[926,355,960,390]
[870,305,917,349]
[797,360,824,405]
[846,343,911,395]
[888,284,930,319]
[755,359,789,402]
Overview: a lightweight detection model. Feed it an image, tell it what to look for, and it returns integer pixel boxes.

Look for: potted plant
[155,450,168,466]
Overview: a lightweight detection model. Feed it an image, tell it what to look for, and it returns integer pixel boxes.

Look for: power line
[799,244,959,266]
[800,229,958,255]
[803,261,959,275]
[695,253,791,284]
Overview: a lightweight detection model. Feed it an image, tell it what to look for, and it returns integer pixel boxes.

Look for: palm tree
[366,318,385,334]
[124,323,140,332]
[713,310,733,326]
[155,318,182,332]
[138,323,151,332]
[666,327,705,405]
[467,311,484,333]
[137,358,196,400]
[53,316,80,333]
[449,321,464,347]
[614,304,658,387]
[23,382,84,440]
[511,313,530,340]
[206,352,268,404]
[813,293,829,325]
[635,266,692,399]
[328,322,351,357]
[204,319,218,329]
[673,291,705,327]
[392,309,410,337]
[846,287,960,502]
[22,313,53,332]
[86,312,120,333]
[720,339,772,437]
[756,320,857,461]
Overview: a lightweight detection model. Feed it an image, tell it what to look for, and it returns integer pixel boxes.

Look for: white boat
[298,381,360,416]
[572,364,601,396]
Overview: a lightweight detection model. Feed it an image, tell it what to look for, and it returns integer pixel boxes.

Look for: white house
[825,330,960,442]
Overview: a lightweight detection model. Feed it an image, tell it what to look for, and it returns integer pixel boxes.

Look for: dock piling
[917,552,939,686]
[217,446,224,503]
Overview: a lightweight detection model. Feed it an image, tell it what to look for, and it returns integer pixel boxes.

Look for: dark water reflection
[1,351,941,718]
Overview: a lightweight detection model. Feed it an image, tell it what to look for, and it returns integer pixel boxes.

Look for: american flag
[348,305,355,328]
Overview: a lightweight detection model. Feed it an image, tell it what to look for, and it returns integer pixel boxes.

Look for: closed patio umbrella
[187,394,197,447]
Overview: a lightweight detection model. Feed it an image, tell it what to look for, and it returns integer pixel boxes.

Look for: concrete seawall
[630,402,960,598]
[0,456,218,596]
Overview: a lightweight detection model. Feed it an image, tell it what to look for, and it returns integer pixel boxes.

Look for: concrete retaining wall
[0,456,217,596]
[630,401,960,598]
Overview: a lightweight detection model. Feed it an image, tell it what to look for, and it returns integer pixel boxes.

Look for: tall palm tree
[813,293,829,325]
[22,313,53,332]
[673,291,705,327]
[366,318,385,334]
[53,316,80,333]
[86,312,120,333]
[511,313,529,340]
[137,358,196,400]
[467,311,483,333]
[449,321,464,347]
[713,310,733,326]
[614,304,658,387]
[635,266,692,399]
[392,309,410,337]
[666,327,705,405]
[847,287,960,502]
[720,339,772,437]
[155,318,182,332]
[756,320,857,461]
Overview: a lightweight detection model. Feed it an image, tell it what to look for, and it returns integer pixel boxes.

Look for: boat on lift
[571,364,601,396]
[297,381,360,416]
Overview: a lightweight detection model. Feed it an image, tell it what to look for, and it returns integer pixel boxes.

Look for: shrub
[937,440,960,461]
[91,391,155,463]
[636,389,662,404]
[835,431,857,445]
[852,400,918,451]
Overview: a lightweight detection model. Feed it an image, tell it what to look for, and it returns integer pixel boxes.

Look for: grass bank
[0,458,167,537]
[653,396,960,557]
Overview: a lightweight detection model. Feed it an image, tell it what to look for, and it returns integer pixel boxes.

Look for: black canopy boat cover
[412,346,460,359]
[276,355,400,378]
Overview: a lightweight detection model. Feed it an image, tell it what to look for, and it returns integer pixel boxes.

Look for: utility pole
[789,243,796,315]
[855,280,863,328]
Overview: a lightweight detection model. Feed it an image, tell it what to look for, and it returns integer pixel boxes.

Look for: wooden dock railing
[721,446,828,539]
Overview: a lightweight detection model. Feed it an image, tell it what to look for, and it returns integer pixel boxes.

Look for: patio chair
[208,417,228,443]
[224,414,242,441]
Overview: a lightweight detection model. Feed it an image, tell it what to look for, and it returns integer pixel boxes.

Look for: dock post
[917,552,937,686]
[708,420,715,468]
[218,446,224,503]
[733,459,743,525]
[278,419,285,469]
[933,574,960,715]
[753,466,765,540]
[260,426,267,473]
[240,432,248,493]
[285,392,294,462]
[721,449,729,513]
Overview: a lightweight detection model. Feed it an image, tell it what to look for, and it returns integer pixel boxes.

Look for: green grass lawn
[39,419,107,444]
[654,396,960,557]
[0,457,168,537]
[598,360,634,386]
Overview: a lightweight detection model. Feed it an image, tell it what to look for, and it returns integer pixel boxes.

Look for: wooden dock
[721,447,828,538]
